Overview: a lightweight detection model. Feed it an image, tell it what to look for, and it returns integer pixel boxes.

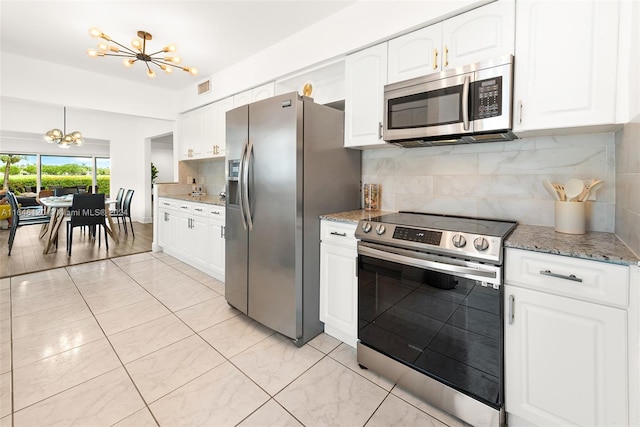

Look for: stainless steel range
[355,212,516,427]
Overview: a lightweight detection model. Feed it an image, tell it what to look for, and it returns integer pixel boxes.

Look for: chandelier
[86,28,198,79]
[43,107,84,148]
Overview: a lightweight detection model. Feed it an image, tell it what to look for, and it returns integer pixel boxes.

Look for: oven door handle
[358,244,498,281]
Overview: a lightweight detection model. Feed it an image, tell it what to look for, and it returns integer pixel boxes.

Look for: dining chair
[66,193,109,256]
[6,191,52,256]
[111,187,125,230]
[111,189,134,237]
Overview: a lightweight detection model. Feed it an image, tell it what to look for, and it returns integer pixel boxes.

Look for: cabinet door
[175,213,191,257]
[189,215,209,266]
[213,97,234,156]
[344,42,388,148]
[208,220,225,280]
[442,0,515,69]
[505,285,628,426]
[233,90,252,108]
[388,24,442,83]
[513,0,619,132]
[251,82,275,102]
[320,242,358,347]
[157,209,176,250]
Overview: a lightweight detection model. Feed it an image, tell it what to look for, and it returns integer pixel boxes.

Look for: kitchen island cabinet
[156,196,225,281]
[504,247,637,427]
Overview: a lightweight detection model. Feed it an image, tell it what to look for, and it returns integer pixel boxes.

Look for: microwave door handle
[462,75,470,131]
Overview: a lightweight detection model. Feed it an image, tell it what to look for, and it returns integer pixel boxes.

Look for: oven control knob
[452,234,467,248]
[375,224,386,235]
[474,237,490,251]
[361,222,372,233]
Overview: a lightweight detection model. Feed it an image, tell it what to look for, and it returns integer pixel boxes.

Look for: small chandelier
[86,28,198,79]
[43,107,84,149]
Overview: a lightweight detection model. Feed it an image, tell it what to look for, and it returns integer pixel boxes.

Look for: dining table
[38,195,119,254]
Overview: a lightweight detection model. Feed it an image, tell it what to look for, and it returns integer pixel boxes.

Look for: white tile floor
[0,252,468,427]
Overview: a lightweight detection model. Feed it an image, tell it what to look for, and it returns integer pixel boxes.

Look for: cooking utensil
[552,183,566,201]
[584,180,604,201]
[564,178,585,201]
[542,179,561,201]
[577,179,604,202]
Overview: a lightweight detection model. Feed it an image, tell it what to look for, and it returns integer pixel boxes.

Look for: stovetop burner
[355,211,517,265]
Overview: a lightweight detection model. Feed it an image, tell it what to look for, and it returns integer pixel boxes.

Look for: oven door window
[358,254,502,408]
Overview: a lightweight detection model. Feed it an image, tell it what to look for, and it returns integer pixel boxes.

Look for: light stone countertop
[320,209,393,225]
[505,224,639,266]
[321,210,640,266]
[160,194,226,207]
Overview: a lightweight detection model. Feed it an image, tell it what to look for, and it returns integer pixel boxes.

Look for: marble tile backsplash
[362,133,616,232]
[178,159,226,196]
[615,118,640,257]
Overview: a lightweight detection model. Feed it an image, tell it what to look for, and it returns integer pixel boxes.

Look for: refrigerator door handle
[244,138,254,231]
[238,138,249,230]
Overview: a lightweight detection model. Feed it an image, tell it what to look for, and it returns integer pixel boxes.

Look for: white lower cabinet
[504,248,630,426]
[208,206,225,281]
[156,197,225,282]
[319,220,358,347]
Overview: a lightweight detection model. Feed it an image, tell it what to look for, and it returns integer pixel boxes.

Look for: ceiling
[0,0,357,92]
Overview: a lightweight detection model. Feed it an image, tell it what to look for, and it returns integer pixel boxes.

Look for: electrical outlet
[187,176,193,184]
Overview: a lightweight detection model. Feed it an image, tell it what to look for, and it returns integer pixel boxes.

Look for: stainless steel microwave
[383,55,516,147]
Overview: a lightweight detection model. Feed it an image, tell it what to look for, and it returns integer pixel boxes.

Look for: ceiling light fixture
[43,107,84,148]
[86,28,198,79]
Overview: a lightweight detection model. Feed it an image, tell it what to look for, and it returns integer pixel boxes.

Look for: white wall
[1,97,173,222]
[151,145,175,184]
[1,53,179,120]
[362,133,616,232]
[178,0,489,111]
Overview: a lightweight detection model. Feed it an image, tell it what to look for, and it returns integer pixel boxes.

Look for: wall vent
[197,79,211,95]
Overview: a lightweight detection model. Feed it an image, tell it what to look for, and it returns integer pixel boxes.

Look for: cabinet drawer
[505,248,629,308]
[208,205,225,221]
[321,221,357,247]
[158,198,179,211]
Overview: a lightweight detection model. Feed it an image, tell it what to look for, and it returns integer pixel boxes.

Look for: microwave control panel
[473,76,502,119]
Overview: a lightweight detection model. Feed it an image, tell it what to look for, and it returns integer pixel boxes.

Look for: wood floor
[0,220,153,278]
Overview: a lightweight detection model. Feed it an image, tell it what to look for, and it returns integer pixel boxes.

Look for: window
[96,157,111,196]
[1,154,110,195]
[41,155,94,193]
[0,154,37,194]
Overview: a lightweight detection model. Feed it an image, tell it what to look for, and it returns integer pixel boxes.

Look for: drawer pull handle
[211,211,221,215]
[195,208,203,212]
[540,269,583,283]
[330,231,347,237]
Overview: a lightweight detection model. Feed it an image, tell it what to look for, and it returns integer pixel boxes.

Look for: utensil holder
[554,201,585,234]
[364,183,380,211]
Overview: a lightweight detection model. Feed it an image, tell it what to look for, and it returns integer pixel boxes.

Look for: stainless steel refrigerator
[225,92,361,346]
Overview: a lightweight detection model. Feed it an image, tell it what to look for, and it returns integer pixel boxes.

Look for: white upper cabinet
[388,24,442,83]
[442,0,515,69]
[233,82,275,107]
[344,42,388,148]
[387,0,515,84]
[212,96,234,157]
[513,0,620,133]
